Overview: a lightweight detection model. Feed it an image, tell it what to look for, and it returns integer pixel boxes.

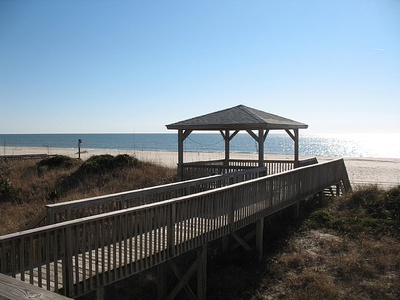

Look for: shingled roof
[166,105,308,130]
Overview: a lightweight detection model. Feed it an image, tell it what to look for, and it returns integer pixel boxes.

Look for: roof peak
[166,105,308,131]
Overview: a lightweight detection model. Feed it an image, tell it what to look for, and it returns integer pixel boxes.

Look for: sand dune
[2,146,399,189]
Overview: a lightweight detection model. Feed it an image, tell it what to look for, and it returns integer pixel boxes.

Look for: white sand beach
[2,146,400,189]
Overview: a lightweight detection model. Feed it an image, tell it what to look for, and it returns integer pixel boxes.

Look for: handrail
[0,158,350,298]
[44,167,266,225]
[181,158,318,180]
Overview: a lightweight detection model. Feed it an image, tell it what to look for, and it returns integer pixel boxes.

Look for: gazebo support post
[258,129,264,167]
[221,130,230,166]
[246,130,268,167]
[285,129,299,168]
[220,130,240,166]
[178,129,193,181]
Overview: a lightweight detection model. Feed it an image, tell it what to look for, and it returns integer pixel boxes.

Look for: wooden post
[178,130,192,181]
[258,129,264,167]
[222,235,229,253]
[256,217,264,262]
[178,130,184,181]
[157,263,166,300]
[96,286,104,300]
[224,130,230,166]
[197,244,207,300]
[294,129,299,168]
[285,129,299,168]
[63,226,73,297]
[168,203,176,258]
[77,139,82,159]
[293,201,300,219]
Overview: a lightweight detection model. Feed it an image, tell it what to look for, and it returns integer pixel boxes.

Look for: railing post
[197,244,207,300]
[228,189,234,233]
[47,206,54,225]
[168,203,176,258]
[256,217,264,262]
[0,242,5,274]
[63,226,73,297]
[157,262,166,300]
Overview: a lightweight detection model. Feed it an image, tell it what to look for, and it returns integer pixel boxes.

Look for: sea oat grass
[250,186,400,300]
[1,157,399,299]
[0,155,176,234]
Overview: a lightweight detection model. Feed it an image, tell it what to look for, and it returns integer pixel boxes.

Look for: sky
[1,0,399,135]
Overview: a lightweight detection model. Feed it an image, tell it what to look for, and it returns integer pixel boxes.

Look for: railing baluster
[0,158,349,298]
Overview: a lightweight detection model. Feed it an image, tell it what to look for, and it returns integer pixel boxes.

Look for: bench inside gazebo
[166,105,317,180]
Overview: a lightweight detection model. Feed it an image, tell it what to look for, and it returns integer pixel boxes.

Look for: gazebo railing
[182,157,318,180]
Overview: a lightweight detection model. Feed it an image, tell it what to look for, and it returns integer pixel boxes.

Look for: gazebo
[166,105,309,180]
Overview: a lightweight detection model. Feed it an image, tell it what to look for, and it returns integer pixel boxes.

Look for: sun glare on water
[307,133,400,158]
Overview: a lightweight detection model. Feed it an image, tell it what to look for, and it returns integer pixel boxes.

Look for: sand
[2,146,400,189]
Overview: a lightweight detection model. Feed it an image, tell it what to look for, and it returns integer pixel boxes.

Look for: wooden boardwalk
[0,158,351,299]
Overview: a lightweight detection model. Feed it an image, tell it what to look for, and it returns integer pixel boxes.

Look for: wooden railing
[0,158,350,298]
[182,157,318,180]
[38,167,266,227]
[0,154,50,161]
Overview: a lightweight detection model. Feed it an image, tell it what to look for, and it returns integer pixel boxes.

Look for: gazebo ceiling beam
[246,129,259,142]
[246,129,269,143]
[220,130,240,164]
[219,129,240,141]
[263,130,269,142]
[182,129,193,141]
[285,129,295,141]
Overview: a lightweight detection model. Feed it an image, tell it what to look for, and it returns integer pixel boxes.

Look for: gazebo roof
[166,104,308,130]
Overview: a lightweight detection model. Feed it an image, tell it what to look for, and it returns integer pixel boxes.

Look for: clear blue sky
[1,0,399,134]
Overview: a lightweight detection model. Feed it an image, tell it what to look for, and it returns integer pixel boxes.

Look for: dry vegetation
[195,185,399,300]
[0,156,399,299]
[0,155,177,235]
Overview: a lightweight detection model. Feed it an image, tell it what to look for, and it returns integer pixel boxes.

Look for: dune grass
[0,155,177,235]
[0,156,399,299]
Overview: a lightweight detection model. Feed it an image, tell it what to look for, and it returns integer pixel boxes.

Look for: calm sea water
[1,133,399,158]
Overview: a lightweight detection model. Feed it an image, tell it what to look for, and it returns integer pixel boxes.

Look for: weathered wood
[44,167,266,227]
[256,217,264,262]
[0,273,70,300]
[181,157,318,180]
[0,154,49,161]
[0,159,350,298]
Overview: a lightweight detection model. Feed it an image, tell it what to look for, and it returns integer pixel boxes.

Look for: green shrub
[350,185,382,209]
[0,178,22,203]
[306,209,332,229]
[47,186,64,202]
[385,186,400,220]
[309,186,400,238]
[37,155,75,170]
[78,154,140,174]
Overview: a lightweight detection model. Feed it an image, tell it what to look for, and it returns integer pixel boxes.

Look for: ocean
[1,133,399,159]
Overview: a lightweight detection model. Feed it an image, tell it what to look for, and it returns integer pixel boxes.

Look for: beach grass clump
[304,185,400,238]
[78,154,140,174]
[0,155,176,234]
[0,178,22,204]
[37,155,76,170]
[250,185,400,300]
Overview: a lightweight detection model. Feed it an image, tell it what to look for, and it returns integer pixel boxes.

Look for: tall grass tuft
[0,155,176,235]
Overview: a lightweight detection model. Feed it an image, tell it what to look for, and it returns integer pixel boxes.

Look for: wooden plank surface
[0,273,70,300]
[0,159,350,298]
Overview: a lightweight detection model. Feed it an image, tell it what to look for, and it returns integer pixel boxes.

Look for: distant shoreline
[1,146,400,189]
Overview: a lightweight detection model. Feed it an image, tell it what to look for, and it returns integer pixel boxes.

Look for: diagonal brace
[167,253,203,300]
[231,232,252,251]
